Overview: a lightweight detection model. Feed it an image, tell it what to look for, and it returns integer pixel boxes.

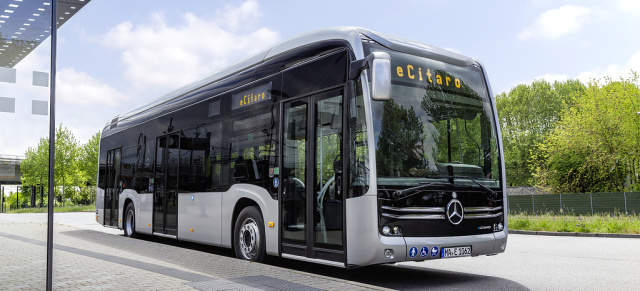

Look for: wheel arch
[119,189,139,230]
[231,198,262,249]
[221,184,278,255]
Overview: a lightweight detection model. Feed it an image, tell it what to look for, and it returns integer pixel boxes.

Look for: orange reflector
[190,228,194,232]
[268,222,274,228]
[119,220,121,222]
[148,223,151,226]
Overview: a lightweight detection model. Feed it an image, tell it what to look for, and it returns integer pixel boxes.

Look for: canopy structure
[0,0,91,68]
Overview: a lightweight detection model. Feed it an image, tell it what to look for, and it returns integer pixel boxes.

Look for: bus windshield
[370,48,501,189]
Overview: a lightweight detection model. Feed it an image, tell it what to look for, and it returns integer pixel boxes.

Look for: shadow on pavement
[63,228,528,290]
[265,256,529,290]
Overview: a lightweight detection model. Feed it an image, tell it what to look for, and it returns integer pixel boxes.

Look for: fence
[508,192,640,215]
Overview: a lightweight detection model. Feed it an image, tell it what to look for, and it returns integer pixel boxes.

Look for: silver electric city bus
[97,27,507,268]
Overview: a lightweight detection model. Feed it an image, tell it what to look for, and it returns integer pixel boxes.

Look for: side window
[229,108,279,195]
[131,127,154,194]
[179,125,210,193]
[122,146,137,190]
[98,151,107,189]
[349,79,370,197]
[207,122,224,190]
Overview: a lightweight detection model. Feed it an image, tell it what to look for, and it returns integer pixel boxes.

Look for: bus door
[104,148,122,227]
[153,134,179,236]
[281,89,345,263]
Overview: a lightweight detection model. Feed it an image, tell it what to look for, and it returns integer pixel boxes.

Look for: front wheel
[124,203,136,238]
[233,206,265,262]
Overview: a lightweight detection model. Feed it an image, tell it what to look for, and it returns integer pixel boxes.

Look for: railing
[508,192,640,215]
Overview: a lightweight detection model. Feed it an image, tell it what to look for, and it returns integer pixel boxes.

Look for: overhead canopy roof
[0,0,91,68]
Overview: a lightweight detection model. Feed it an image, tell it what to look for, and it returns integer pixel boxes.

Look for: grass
[2,205,95,214]
[509,213,640,234]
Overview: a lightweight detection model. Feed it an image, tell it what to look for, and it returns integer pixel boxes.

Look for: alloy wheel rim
[239,218,259,259]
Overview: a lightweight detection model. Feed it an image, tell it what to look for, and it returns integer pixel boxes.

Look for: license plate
[441,246,471,258]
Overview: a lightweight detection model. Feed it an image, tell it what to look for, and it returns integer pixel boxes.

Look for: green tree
[20,125,95,206]
[533,74,640,193]
[79,132,100,185]
[77,132,100,202]
[496,79,585,186]
[54,125,80,206]
[20,137,50,193]
[5,190,29,210]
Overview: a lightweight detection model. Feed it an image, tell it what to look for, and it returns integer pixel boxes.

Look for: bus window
[348,80,370,197]
[179,125,211,193]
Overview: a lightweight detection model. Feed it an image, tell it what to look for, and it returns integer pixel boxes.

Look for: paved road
[278,234,640,290]
[1,212,638,290]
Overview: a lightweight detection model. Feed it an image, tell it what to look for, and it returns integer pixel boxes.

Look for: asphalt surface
[1,212,638,290]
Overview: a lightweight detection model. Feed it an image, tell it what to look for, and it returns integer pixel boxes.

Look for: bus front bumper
[365,230,507,266]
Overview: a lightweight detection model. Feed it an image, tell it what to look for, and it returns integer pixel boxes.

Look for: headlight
[381,225,403,236]
[382,225,391,235]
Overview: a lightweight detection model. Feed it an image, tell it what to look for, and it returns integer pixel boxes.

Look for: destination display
[232,81,272,110]
[379,49,487,99]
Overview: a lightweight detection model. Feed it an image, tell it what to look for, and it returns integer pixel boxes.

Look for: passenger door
[280,89,345,263]
[104,148,121,227]
[153,134,179,236]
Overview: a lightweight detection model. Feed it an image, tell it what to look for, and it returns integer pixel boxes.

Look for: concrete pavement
[0,212,390,291]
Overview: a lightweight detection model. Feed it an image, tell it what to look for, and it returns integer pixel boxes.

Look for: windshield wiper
[426,174,499,201]
[391,182,452,199]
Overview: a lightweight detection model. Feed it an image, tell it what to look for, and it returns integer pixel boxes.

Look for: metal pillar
[46,1,58,289]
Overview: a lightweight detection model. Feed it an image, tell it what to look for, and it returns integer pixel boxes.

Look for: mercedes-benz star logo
[446,199,464,225]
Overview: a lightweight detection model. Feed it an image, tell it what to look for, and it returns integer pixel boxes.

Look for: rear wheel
[124,203,136,238]
[234,206,265,262]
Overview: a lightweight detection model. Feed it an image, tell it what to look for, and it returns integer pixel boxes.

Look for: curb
[509,230,640,238]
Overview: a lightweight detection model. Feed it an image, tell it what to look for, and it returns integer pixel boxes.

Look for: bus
[96,27,507,267]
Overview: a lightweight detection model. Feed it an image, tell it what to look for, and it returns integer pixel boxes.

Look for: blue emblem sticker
[409,246,418,258]
[420,246,429,258]
[191,195,194,201]
[431,246,439,257]
[273,177,279,188]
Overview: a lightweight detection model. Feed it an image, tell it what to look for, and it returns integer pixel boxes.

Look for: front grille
[381,206,445,220]
[464,206,504,219]
[380,205,503,220]
[378,184,504,237]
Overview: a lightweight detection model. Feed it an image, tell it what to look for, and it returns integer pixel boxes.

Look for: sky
[2,0,640,157]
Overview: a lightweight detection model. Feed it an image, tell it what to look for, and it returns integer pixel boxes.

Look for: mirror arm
[349,53,376,80]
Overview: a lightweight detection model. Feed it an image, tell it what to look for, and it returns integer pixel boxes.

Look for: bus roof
[105,27,474,130]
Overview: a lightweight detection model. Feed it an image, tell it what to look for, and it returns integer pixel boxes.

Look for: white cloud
[101,0,280,93]
[57,68,128,106]
[574,50,640,83]
[619,0,640,14]
[518,5,591,41]
[530,50,640,86]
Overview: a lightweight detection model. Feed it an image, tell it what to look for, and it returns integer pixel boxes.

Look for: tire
[124,203,136,238]
[233,206,265,262]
